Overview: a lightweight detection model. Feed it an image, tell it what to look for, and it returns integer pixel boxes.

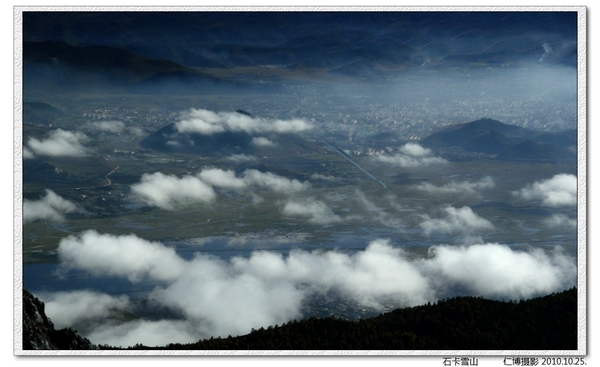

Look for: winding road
[102,166,120,187]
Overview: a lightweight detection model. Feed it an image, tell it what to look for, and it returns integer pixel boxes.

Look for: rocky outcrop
[22,288,98,350]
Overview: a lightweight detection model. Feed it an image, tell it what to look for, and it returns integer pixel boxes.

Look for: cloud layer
[423,244,576,299]
[282,198,343,224]
[415,176,495,197]
[544,214,577,229]
[25,129,89,157]
[57,230,186,282]
[419,206,494,236]
[513,174,577,207]
[354,191,405,230]
[48,231,576,347]
[88,120,125,133]
[374,143,447,167]
[175,108,313,135]
[226,154,257,163]
[251,136,277,147]
[242,169,310,194]
[130,172,216,210]
[23,147,35,159]
[39,290,130,330]
[131,168,310,210]
[197,168,247,190]
[23,189,79,223]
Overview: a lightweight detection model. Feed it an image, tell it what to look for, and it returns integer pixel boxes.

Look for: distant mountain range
[139,116,576,163]
[22,11,577,86]
[23,41,236,93]
[421,118,577,161]
[23,101,65,126]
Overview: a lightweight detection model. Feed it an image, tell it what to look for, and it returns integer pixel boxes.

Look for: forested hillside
[101,287,577,351]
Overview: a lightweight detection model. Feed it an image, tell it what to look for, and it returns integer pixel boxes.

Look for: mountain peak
[420,118,576,161]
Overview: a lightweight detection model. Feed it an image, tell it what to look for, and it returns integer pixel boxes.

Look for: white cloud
[153,255,304,339]
[242,169,310,194]
[175,108,313,135]
[282,198,343,224]
[131,172,216,210]
[131,168,310,209]
[90,120,125,133]
[39,290,130,330]
[283,240,433,308]
[251,136,278,147]
[423,244,576,299]
[544,214,577,229]
[375,143,447,167]
[57,230,186,282]
[419,206,494,236]
[129,127,146,138]
[399,143,432,157]
[226,154,257,163]
[26,129,89,157]
[354,190,404,230]
[197,168,247,190]
[176,109,226,135]
[87,319,200,348]
[197,167,310,193]
[23,189,79,223]
[415,176,495,197]
[47,232,576,347]
[23,147,35,159]
[251,193,264,205]
[513,174,577,207]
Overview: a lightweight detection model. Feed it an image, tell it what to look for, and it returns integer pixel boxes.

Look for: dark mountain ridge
[22,287,576,350]
[23,41,223,85]
[22,289,98,350]
[22,11,578,77]
[421,118,577,162]
[109,287,577,351]
[497,140,577,162]
[23,101,65,127]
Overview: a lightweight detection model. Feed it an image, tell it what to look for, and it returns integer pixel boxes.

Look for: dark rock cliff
[22,288,98,350]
